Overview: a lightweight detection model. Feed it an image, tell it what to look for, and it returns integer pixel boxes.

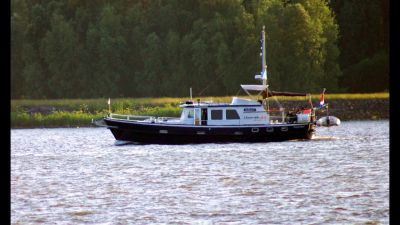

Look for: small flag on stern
[108,98,111,114]
[319,88,326,108]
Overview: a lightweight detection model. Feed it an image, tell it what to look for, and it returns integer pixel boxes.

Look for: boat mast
[260,26,269,111]
[261,26,267,87]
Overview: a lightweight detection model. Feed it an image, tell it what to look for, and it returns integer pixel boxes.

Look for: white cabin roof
[180,97,261,108]
[230,97,260,105]
[240,84,268,92]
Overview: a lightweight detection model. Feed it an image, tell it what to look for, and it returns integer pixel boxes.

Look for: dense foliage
[329,0,389,93]
[11,0,388,99]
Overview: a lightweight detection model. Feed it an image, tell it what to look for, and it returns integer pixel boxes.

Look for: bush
[341,51,389,92]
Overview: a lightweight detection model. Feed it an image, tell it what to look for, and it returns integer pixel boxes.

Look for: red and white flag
[319,88,326,108]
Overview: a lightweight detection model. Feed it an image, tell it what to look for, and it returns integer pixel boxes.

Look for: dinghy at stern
[316,116,341,127]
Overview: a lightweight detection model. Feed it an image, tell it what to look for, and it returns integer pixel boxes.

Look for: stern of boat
[305,122,316,139]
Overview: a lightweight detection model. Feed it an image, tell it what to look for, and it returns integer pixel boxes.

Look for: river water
[11,120,389,224]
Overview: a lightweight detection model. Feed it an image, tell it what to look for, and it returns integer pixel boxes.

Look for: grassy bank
[11,93,389,128]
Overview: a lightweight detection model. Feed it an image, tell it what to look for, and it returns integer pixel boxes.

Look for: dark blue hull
[103,118,315,144]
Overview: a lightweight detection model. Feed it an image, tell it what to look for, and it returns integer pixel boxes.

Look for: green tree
[179,33,196,95]
[11,0,347,99]
[139,32,164,97]
[96,4,127,97]
[11,1,28,98]
[191,37,212,96]
[299,0,342,91]
[163,31,186,97]
[336,0,388,92]
[41,13,80,98]
[121,4,146,97]
[257,0,341,92]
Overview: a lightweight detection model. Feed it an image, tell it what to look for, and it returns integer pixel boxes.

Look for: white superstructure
[178,98,269,126]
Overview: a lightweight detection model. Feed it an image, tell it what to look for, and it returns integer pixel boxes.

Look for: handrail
[269,115,284,119]
[269,115,284,123]
[157,117,180,120]
[109,113,180,122]
[266,108,284,112]
[109,113,152,121]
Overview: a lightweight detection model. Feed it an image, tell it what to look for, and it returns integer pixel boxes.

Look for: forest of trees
[11,0,389,99]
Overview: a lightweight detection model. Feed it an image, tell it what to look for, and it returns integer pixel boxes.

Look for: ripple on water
[11,121,389,224]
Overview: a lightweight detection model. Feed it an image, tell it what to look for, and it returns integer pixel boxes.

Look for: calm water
[11,120,389,224]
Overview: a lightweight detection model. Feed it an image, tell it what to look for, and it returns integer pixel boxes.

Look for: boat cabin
[179,97,270,126]
[177,96,314,126]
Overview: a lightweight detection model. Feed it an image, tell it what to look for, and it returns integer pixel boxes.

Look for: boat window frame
[210,109,223,120]
[187,109,194,118]
[226,109,240,120]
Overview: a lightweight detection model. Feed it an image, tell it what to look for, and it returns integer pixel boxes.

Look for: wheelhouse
[179,97,270,126]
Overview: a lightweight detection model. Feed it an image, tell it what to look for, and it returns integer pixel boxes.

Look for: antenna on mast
[261,26,269,111]
[261,25,267,86]
[255,25,268,87]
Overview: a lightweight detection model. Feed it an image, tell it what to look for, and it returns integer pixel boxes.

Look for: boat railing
[269,115,285,124]
[267,109,284,112]
[109,113,153,121]
[156,117,180,122]
[109,113,180,122]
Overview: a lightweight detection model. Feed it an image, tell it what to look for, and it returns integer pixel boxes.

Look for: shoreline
[11,97,389,129]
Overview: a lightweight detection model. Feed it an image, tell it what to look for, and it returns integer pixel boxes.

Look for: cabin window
[187,109,194,118]
[244,108,256,112]
[211,110,223,120]
[226,109,240,119]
